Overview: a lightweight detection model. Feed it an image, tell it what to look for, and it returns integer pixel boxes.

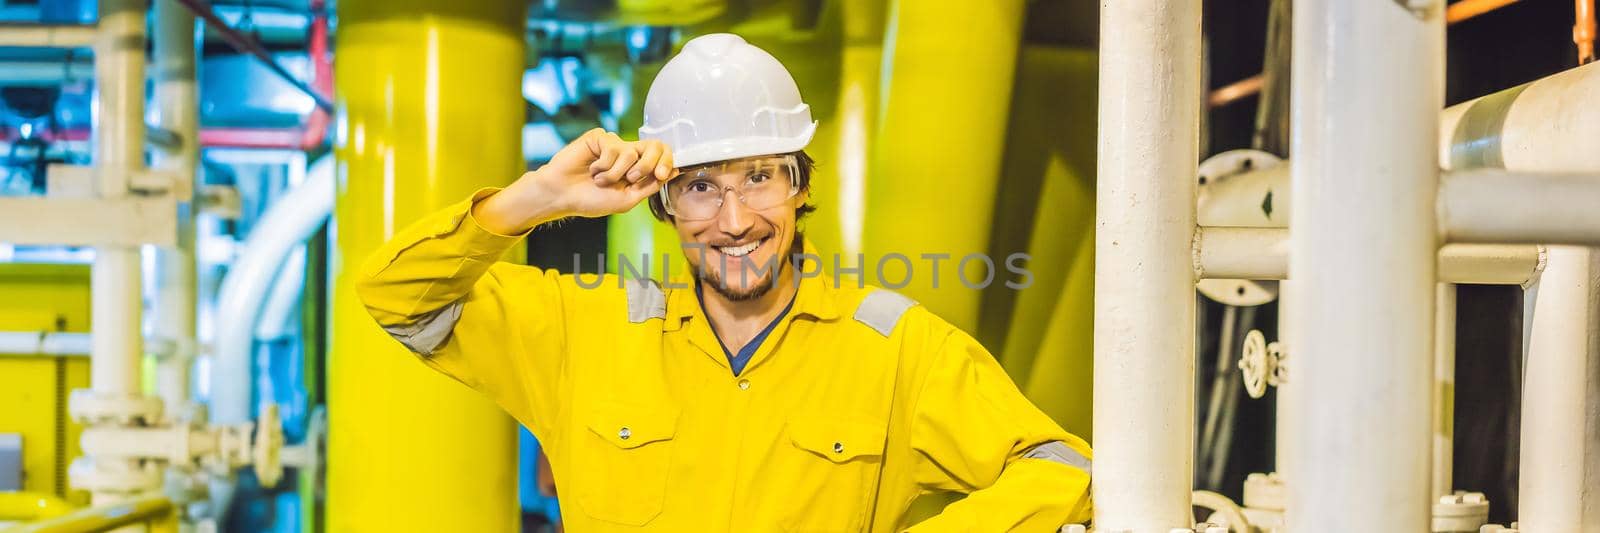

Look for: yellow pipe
[0,493,73,521]
[330,1,523,531]
[864,0,1027,331]
[1,496,171,533]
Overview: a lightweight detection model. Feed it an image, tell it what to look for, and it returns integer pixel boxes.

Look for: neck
[701,261,798,344]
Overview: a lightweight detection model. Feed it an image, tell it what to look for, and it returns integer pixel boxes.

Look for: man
[356,33,1091,532]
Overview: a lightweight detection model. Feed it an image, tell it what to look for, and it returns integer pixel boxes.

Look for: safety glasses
[659,154,801,222]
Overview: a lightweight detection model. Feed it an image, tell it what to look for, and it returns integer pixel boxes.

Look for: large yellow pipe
[864,0,1026,331]
[330,1,524,531]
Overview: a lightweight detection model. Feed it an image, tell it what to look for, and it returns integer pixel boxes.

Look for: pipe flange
[69,390,164,425]
[68,456,163,493]
[1243,472,1286,511]
[1196,149,1284,307]
[1433,492,1490,532]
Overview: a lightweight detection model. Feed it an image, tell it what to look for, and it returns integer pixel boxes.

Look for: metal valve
[253,404,285,488]
[1239,329,1287,399]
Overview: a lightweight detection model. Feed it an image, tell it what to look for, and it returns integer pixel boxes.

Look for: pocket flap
[788,417,887,463]
[585,403,678,449]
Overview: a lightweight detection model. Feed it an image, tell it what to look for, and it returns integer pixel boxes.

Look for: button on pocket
[778,416,888,532]
[573,403,678,526]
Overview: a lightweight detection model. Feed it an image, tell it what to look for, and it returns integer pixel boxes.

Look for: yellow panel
[0,358,61,495]
[0,264,92,332]
[863,0,1027,332]
[330,1,524,531]
[0,264,92,502]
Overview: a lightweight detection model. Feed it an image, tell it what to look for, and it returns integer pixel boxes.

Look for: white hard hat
[639,33,817,168]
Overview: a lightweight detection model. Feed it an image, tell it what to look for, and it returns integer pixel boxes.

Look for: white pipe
[1093,0,1201,529]
[1286,1,1441,531]
[0,23,99,48]
[211,156,333,424]
[89,0,148,401]
[1518,246,1600,532]
[1274,281,1295,480]
[1432,284,1456,499]
[1438,170,1600,245]
[0,331,92,355]
[1194,227,1542,286]
[151,0,201,418]
[1440,62,1600,173]
[254,245,307,341]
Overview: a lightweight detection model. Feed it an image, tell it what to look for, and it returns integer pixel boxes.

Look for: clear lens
[662,155,799,221]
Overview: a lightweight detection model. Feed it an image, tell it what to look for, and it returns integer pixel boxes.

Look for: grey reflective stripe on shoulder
[381,300,464,356]
[853,289,917,336]
[624,277,667,323]
[1023,441,1091,475]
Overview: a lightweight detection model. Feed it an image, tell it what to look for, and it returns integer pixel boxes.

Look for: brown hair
[647,150,818,223]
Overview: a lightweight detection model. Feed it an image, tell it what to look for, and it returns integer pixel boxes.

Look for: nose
[715,188,755,237]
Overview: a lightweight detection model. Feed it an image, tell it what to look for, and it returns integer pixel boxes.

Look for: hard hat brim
[669,121,817,168]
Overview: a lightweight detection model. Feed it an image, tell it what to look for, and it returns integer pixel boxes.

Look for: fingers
[625,171,664,204]
[627,140,665,184]
[587,132,624,178]
[655,148,676,182]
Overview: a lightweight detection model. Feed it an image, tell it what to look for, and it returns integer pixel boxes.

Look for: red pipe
[297,0,332,150]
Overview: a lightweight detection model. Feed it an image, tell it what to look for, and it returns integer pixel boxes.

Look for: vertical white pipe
[1287,0,1441,531]
[1275,281,1294,480]
[1433,283,1457,499]
[1093,0,1201,530]
[151,0,200,416]
[1519,245,1600,532]
[90,0,149,400]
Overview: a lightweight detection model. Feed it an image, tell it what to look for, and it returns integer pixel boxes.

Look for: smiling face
[665,156,810,302]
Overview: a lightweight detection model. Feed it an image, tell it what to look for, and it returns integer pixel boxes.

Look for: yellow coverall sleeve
[354,188,570,441]
[906,327,1093,532]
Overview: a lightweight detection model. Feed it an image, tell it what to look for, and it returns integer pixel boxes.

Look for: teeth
[717,239,763,258]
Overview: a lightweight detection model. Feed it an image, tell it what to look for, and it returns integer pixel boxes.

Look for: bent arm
[906,329,1093,532]
[354,188,571,438]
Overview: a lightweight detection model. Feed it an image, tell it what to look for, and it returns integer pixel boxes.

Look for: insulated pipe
[0,23,98,48]
[1440,59,1600,533]
[89,0,149,403]
[1438,170,1600,245]
[1093,0,1202,530]
[1193,227,1544,286]
[1440,61,1600,172]
[1519,246,1600,532]
[0,331,92,355]
[1286,1,1442,532]
[864,0,1026,332]
[1433,284,1457,499]
[151,0,201,417]
[331,1,523,530]
[211,156,333,425]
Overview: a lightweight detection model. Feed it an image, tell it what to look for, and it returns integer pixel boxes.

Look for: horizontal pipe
[1441,62,1600,173]
[0,23,98,48]
[5,496,174,533]
[1195,227,1543,285]
[0,492,74,520]
[1439,170,1600,244]
[0,331,92,355]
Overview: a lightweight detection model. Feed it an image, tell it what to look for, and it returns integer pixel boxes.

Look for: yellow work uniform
[355,189,1093,532]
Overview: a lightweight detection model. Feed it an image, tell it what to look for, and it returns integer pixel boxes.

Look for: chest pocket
[778,416,888,533]
[572,403,678,526]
